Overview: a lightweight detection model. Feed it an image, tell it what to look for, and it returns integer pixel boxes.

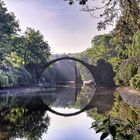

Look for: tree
[78,34,116,65]
[91,34,114,48]
[12,28,51,65]
[0,1,19,35]
[23,28,50,64]
[65,0,140,30]
[0,0,19,62]
[130,31,140,57]
[86,46,110,64]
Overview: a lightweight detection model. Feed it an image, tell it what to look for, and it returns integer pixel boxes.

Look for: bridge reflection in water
[0,85,115,139]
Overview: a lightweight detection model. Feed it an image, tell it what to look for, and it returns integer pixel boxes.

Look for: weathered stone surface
[26,57,116,87]
[88,59,115,87]
[118,87,140,108]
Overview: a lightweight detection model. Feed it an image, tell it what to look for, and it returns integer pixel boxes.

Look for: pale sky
[4,0,113,54]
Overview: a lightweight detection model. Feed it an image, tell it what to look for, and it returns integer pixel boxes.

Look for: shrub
[0,66,32,87]
[0,69,18,87]
[130,74,140,89]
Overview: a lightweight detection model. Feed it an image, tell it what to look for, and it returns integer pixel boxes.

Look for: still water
[0,85,140,140]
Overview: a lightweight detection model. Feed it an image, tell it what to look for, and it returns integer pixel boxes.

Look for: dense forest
[1,0,140,89]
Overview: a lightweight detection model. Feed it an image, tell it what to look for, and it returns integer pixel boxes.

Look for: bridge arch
[40,56,96,85]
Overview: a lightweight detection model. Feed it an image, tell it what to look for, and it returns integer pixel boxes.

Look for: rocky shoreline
[117,87,140,108]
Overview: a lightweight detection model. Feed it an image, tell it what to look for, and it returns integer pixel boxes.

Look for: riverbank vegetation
[71,0,140,89]
[1,0,140,89]
[77,31,140,89]
[88,92,140,140]
[0,1,50,88]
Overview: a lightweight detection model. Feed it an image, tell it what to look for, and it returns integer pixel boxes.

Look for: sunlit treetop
[65,0,140,30]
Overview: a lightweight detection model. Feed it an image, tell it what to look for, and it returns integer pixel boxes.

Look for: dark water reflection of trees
[0,86,140,139]
[0,96,50,140]
[88,91,140,140]
[0,86,115,140]
[0,85,95,139]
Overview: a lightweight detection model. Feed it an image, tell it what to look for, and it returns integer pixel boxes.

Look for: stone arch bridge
[26,56,115,87]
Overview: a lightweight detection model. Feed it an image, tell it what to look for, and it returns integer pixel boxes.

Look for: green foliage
[108,57,121,73]
[76,33,116,65]
[6,71,17,86]
[0,66,32,88]
[89,92,140,140]
[107,92,140,139]
[130,31,140,57]
[130,75,140,89]
[92,34,113,48]
[0,72,9,87]
[87,108,106,123]
[114,59,137,86]
[0,70,17,87]
[9,28,51,66]
[109,92,140,123]
[115,43,131,59]
[113,31,140,88]
[91,115,140,140]
[91,115,118,140]
[0,1,19,62]
[0,1,51,88]
[0,105,50,140]
[16,67,31,86]
[67,0,140,31]
[0,1,19,35]
[0,1,51,67]
[20,28,50,64]
[86,45,110,64]
[6,107,28,123]
[3,52,25,67]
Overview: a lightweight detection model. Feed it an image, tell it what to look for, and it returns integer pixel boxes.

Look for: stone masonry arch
[31,57,115,87]
[40,56,96,85]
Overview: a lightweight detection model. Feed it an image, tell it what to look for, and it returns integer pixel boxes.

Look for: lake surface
[0,85,140,140]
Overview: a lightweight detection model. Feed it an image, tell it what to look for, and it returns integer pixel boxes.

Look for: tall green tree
[78,34,116,65]
[24,28,51,64]
[86,46,110,64]
[0,0,19,62]
[12,28,51,65]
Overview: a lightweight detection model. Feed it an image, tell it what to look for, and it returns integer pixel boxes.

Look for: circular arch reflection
[45,87,96,117]
[40,56,96,116]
